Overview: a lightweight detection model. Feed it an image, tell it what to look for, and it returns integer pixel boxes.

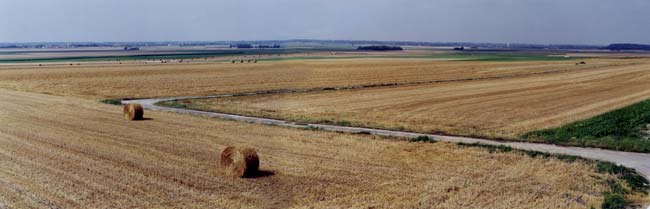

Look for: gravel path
[124,97,650,180]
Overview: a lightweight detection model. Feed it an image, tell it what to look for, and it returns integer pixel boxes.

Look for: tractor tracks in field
[177,62,635,101]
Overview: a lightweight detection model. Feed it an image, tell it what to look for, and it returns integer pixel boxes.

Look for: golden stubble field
[2,57,650,207]
[0,58,618,100]
[179,58,650,139]
[0,89,622,208]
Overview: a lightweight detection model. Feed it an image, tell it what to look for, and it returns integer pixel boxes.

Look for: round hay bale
[123,103,144,121]
[220,146,259,178]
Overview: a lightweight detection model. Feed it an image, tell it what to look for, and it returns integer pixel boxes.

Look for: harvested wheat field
[0,58,622,100]
[174,59,650,139]
[0,89,633,208]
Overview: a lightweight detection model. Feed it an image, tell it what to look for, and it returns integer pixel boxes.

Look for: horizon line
[1,39,631,47]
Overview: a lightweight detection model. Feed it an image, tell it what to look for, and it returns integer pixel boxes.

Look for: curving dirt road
[123,96,650,181]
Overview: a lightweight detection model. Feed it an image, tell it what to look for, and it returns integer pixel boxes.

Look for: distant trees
[236,44,253,49]
[123,46,140,51]
[232,43,282,49]
[257,44,281,49]
[606,44,650,51]
[357,45,403,51]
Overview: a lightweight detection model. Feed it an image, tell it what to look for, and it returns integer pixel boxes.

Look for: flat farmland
[172,59,650,140]
[0,89,625,208]
[0,58,619,100]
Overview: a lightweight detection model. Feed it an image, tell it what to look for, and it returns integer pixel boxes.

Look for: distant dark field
[0,47,578,63]
[0,48,355,63]
[0,51,242,63]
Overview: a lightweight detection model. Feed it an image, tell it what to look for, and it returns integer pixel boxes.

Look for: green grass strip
[523,100,650,153]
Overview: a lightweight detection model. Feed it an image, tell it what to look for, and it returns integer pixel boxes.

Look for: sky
[1,0,649,45]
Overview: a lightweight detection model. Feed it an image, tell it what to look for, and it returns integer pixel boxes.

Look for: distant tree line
[357,45,403,51]
[229,43,281,49]
[1,40,609,50]
[233,44,253,49]
[257,44,281,49]
[606,43,650,51]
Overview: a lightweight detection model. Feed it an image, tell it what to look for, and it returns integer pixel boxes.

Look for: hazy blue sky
[1,0,649,44]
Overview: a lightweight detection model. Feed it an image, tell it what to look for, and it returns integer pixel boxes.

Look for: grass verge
[411,135,437,143]
[158,101,189,109]
[99,99,124,105]
[522,100,650,153]
[100,98,147,106]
